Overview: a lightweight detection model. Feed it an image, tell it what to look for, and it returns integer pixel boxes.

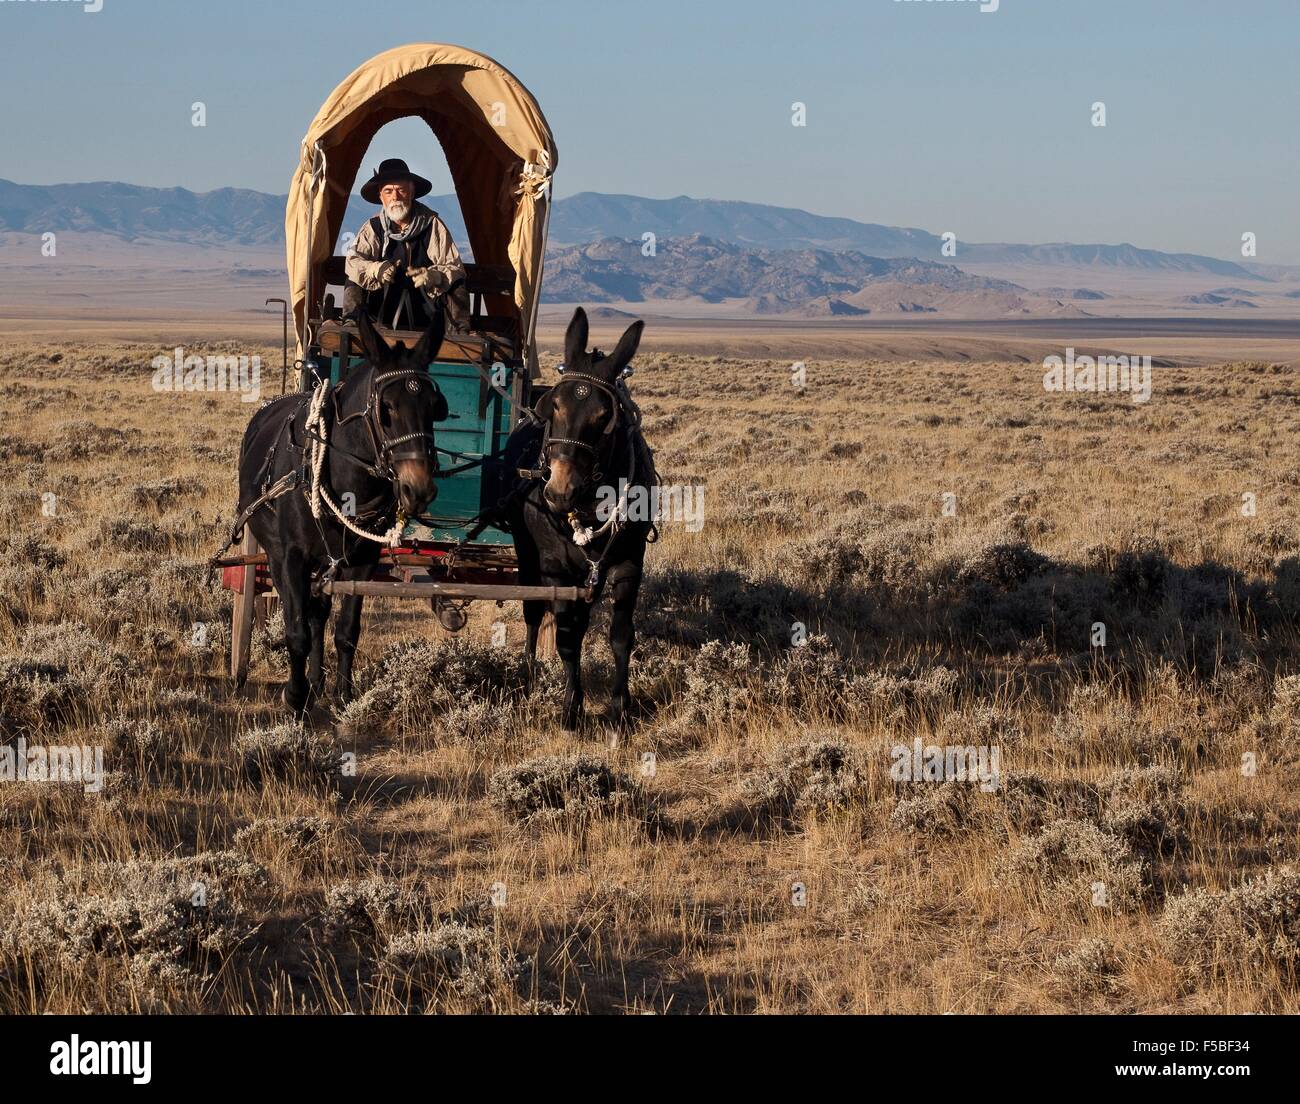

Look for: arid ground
[2,324,1299,1013]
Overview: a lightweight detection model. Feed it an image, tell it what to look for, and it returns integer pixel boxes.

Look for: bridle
[539,371,635,484]
[334,366,444,482]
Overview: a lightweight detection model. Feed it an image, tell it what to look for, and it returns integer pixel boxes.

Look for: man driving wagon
[342,157,473,333]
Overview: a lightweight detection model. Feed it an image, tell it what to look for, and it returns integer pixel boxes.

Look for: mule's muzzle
[543,459,586,516]
[395,457,438,515]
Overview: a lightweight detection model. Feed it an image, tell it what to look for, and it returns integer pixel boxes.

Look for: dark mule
[236,312,447,711]
[505,307,655,730]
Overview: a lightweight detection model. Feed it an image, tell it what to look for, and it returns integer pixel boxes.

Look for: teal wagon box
[326,350,517,546]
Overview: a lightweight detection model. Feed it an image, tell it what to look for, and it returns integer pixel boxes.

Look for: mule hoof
[604,708,633,731]
[282,685,310,715]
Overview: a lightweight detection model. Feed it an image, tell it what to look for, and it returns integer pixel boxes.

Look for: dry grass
[1,339,1299,1013]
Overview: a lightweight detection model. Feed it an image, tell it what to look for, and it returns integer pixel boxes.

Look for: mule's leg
[275,550,313,714]
[553,597,592,731]
[333,593,365,702]
[522,599,546,689]
[514,532,545,688]
[305,593,332,702]
[606,563,643,726]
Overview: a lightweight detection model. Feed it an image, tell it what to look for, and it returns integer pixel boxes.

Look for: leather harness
[213,365,443,559]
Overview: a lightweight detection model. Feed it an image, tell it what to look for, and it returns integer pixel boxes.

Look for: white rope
[303,382,405,547]
[569,433,638,547]
[571,474,630,546]
[515,149,553,379]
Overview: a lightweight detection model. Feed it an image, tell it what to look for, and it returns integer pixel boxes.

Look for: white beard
[384,201,410,223]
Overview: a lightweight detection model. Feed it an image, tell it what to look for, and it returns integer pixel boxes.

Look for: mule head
[355,311,448,516]
[537,306,643,517]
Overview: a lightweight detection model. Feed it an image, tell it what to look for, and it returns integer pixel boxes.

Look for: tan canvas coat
[344,202,466,294]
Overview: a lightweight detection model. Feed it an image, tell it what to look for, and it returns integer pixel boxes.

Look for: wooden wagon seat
[318,258,518,349]
[317,319,515,369]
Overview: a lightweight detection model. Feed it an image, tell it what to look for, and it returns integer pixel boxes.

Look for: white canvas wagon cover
[286,43,558,373]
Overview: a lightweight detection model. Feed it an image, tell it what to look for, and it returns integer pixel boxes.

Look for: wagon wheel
[230,528,260,687]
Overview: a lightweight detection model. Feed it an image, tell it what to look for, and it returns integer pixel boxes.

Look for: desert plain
[2,268,1300,1013]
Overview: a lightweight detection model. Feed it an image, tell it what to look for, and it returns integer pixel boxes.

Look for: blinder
[537,371,631,480]
[372,368,445,466]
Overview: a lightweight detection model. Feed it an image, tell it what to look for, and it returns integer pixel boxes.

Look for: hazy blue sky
[3,0,1297,261]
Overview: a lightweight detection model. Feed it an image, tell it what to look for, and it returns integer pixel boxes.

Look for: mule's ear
[564,307,589,368]
[604,319,644,376]
[355,312,389,366]
[430,384,449,422]
[408,310,445,367]
[534,387,556,423]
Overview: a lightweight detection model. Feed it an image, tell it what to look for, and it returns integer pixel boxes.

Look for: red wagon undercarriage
[216,536,588,685]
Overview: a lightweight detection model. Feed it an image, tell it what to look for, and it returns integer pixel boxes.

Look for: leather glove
[376,260,398,285]
[409,267,448,293]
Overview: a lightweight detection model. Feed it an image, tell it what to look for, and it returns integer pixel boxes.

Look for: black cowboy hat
[360,158,433,204]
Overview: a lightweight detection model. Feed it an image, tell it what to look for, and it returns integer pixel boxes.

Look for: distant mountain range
[0,178,1268,278]
[4,178,1294,316]
[0,179,288,246]
[959,241,1258,277]
[548,192,942,257]
[548,194,1266,281]
[543,234,1060,316]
